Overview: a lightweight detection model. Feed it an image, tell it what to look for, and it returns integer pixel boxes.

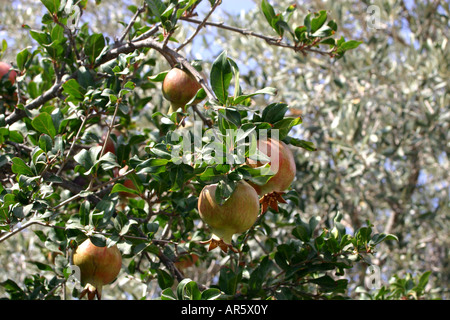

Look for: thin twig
[118,1,147,44]
[180,17,334,57]
[55,111,89,176]
[176,0,222,52]
[192,105,212,127]
[132,23,161,42]
[52,168,135,210]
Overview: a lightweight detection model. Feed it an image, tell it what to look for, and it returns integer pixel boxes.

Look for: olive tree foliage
[0,0,444,300]
[204,0,449,299]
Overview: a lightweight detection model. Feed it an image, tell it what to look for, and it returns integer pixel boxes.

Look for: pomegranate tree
[198,180,260,252]
[162,67,202,113]
[72,239,122,300]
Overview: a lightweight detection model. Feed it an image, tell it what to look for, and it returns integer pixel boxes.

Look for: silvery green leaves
[261,1,362,58]
[73,145,119,176]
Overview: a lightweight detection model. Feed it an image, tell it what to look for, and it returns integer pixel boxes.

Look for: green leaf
[1,39,7,56]
[232,87,277,105]
[135,158,169,174]
[339,40,363,51]
[148,70,168,82]
[417,271,432,290]
[62,79,86,103]
[261,0,277,27]
[0,279,25,294]
[215,179,236,205]
[41,0,61,14]
[110,183,140,196]
[176,278,202,300]
[31,112,56,139]
[201,288,222,300]
[304,13,312,34]
[249,256,274,293]
[30,30,50,46]
[295,25,307,41]
[16,48,31,71]
[85,33,105,65]
[210,50,232,105]
[312,25,333,38]
[11,157,34,176]
[309,275,346,292]
[369,233,399,246]
[38,134,53,153]
[119,219,138,236]
[261,102,288,124]
[311,10,327,33]
[285,137,317,151]
[73,146,102,174]
[145,0,167,21]
[328,20,338,32]
[161,288,177,300]
[272,117,303,140]
[293,224,310,242]
[50,24,65,42]
[218,267,242,295]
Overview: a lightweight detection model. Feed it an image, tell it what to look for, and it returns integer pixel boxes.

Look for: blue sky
[198,0,257,16]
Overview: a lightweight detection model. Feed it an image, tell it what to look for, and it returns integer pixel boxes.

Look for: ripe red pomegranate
[247,138,296,196]
[72,239,122,300]
[0,62,16,85]
[198,180,260,251]
[162,67,202,113]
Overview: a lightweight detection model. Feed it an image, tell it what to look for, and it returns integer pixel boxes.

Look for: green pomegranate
[247,138,296,196]
[162,67,203,113]
[198,180,260,246]
[72,239,122,300]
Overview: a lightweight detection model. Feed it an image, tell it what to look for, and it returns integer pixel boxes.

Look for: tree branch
[179,17,334,57]
[117,1,147,44]
[176,0,222,52]
[4,21,218,127]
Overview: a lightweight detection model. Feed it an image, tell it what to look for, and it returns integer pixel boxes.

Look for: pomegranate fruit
[247,138,296,196]
[72,238,122,300]
[198,180,260,252]
[0,62,16,85]
[162,67,202,113]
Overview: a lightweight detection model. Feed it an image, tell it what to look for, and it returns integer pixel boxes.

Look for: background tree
[0,0,447,300]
